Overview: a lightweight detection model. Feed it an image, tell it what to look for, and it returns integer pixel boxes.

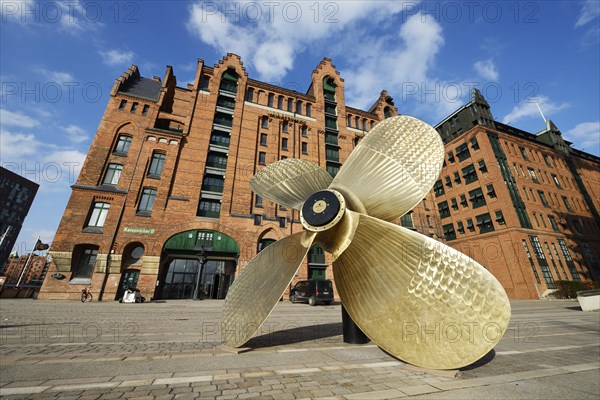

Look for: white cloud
[35,67,76,84]
[473,59,499,81]
[0,109,40,128]
[61,124,90,144]
[186,1,407,81]
[565,122,600,154]
[340,13,448,116]
[99,50,135,67]
[502,96,570,125]
[576,0,600,27]
[0,129,86,190]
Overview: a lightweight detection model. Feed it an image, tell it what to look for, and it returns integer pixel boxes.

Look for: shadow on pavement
[460,349,496,371]
[246,322,343,349]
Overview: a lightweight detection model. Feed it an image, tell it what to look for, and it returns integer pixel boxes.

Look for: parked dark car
[289,279,334,306]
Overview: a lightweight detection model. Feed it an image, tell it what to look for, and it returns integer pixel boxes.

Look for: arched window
[219,69,238,93]
[384,107,392,119]
[347,115,352,127]
[296,100,302,114]
[258,238,276,253]
[278,95,284,109]
[245,87,254,102]
[323,77,336,101]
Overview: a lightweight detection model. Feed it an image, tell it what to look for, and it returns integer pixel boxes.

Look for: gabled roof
[118,77,162,102]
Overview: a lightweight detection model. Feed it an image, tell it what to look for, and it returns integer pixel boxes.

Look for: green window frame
[469,188,486,208]
[438,201,450,219]
[462,164,478,184]
[476,213,494,233]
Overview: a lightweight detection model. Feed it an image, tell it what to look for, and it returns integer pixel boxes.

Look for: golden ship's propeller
[222,115,511,369]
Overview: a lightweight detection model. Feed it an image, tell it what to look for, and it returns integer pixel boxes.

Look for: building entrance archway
[156,229,239,300]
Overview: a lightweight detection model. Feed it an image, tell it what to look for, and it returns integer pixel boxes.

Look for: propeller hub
[300,189,346,232]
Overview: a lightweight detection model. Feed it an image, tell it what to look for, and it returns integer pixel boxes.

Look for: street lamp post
[193,248,206,300]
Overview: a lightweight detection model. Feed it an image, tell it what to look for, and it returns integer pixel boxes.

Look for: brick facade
[39,54,441,302]
[38,53,599,302]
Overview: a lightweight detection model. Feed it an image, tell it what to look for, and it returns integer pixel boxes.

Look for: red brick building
[432,89,600,299]
[38,54,441,301]
[39,54,599,302]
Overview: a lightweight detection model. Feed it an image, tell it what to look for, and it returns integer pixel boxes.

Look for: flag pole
[16,236,39,287]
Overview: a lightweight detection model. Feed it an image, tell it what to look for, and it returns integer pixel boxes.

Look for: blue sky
[1,0,599,252]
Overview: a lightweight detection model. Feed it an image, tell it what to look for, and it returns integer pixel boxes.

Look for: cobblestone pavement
[0,299,598,399]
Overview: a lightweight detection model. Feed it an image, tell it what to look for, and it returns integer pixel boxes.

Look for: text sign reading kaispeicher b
[123,227,156,235]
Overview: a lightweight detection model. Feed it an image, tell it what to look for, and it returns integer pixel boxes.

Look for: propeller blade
[250,159,333,210]
[334,211,511,369]
[330,116,444,221]
[222,231,317,348]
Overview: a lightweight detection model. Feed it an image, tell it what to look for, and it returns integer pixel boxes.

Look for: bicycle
[81,288,93,302]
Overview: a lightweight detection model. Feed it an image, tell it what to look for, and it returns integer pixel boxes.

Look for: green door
[309,267,326,281]
[116,269,140,299]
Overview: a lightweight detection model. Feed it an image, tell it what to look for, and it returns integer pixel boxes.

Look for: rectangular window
[326,146,339,162]
[198,199,221,218]
[457,221,465,234]
[210,131,230,148]
[456,143,470,161]
[142,105,149,115]
[302,142,308,154]
[296,101,302,114]
[548,215,560,231]
[460,194,468,207]
[476,213,494,233]
[119,99,127,110]
[470,138,480,150]
[462,164,478,184]
[277,96,283,109]
[282,138,288,150]
[258,152,266,165]
[438,201,450,219]
[325,116,337,130]
[301,125,308,137]
[443,223,456,240]
[73,247,98,279]
[522,240,541,284]
[325,103,337,115]
[255,194,263,207]
[466,218,475,231]
[552,174,561,188]
[519,146,529,160]
[562,196,572,212]
[103,163,123,185]
[495,210,505,225]
[445,176,452,188]
[558,239,580,282]
[130,102,138,113]
[261,117,268,129]
[469,188,486,208]
[282,122,289,133]
[325,132,338,145]
[434,180,444,197]
[287,98,293,112]
[453,172,461,185]
[486,184,496,198]
[206,152,227,169]
[268,93,274,107]
[306,103,312,117]
[87,202,110,228]
[114,135,132,154]
[451,198,458,210]
[538,191,549,207]
[279,217,286,228]
[148,152,166,177]
[478,159,488,173]
[202,175,224,193]
[138,188,157,214]
[400,212,414,228]
[423,199,429,210]
[260,133,268,146]
[326,163,339,177]
[528,167,539,183]
[543,154,552,167]
[447,151,455,163]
